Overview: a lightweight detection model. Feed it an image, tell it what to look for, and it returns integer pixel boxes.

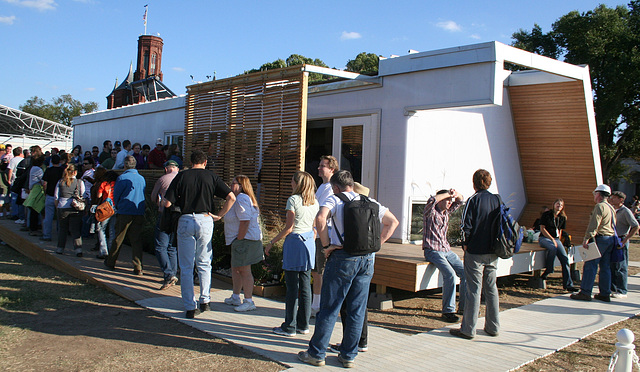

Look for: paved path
[140,276,640,371]
[1,219,638,371]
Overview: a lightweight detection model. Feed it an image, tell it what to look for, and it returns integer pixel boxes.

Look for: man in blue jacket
[450,169,501,340]
[104,156,147,275]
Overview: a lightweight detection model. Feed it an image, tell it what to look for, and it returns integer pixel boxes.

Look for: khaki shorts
[231,239,264,267]
[312,238,326,274]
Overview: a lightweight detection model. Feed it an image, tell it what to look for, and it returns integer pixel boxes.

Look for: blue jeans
[424,249,466,314]
[155,217,177,281]
[461,252,499,337]
[281,269,311,333]
[42,195,56,239]
[307,250,374,362]
[580,235,615,296]
[96,216,116,256]
[10,192,24,219]
[538,237,574,288]
[611,241,629,294]
[176,214,214,311]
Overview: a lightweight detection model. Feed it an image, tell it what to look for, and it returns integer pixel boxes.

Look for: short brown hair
[612,191,627,200]
[124,155,137,169]
[472,169,492,191]
[320,155,339,172]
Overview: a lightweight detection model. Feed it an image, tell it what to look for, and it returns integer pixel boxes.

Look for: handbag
[95,198,115,222]
[160,204,181,234]
[71,180,86,211]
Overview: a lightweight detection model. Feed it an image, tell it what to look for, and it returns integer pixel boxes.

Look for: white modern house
[73,41,601,242]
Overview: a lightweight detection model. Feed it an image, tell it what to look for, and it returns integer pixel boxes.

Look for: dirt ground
[1,239,639,370]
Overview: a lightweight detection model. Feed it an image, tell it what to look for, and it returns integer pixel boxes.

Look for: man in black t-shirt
[41,155,64,241]
[164,150,236,319]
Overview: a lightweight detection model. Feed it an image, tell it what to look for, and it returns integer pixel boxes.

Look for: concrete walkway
[1,218,638,371]
[140,276,640,371]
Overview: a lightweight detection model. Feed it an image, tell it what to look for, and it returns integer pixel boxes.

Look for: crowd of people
[4,138,638,368]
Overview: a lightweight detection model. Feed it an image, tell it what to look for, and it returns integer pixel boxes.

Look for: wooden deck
[372,242,584,293]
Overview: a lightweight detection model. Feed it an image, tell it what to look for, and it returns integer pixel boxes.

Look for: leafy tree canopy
[20,94,99,127]
[346,52,380,75]
[511,2,640,181]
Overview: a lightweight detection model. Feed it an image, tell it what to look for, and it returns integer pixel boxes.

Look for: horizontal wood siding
[509,81,598,241]
[184,66,308,223]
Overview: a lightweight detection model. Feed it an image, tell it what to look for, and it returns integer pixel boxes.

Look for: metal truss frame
[0,104,72,142]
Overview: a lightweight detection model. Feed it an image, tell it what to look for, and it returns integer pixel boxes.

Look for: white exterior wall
[308,62,513,243]
[72,96,186,151]
[405,89,526,241]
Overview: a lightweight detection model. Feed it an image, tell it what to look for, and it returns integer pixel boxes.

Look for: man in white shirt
[114,140,131,169]
[311,155,338,314]
[298,170,398,368]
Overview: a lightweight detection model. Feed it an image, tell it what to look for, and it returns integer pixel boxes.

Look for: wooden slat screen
[509,81,598,240]
[184,66,309,223]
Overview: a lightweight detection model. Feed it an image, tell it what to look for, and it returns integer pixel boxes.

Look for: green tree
[20,94,98,127]
[345,52,380,75]
[511,2,640,182]
[245,54,329,82]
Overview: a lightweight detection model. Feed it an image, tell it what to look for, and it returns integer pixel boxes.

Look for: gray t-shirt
[286,194,319,234]
[615,205,639,236]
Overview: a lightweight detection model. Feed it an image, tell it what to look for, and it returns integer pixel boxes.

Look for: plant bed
[211,271,285,298]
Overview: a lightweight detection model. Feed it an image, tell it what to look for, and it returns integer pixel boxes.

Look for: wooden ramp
[372,242,584,293]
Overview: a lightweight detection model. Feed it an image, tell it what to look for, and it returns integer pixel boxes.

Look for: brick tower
[134,35,164,81]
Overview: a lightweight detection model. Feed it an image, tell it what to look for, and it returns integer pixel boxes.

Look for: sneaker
[358,345,368,352]
[234,299,256,312]
[273,327,296,337]
[484,328,499,337]
[39,237,52,242]
[570,292,592,301]
[160,276,178,290]
[199,302,210,312]
[54,248,64,255]
[297,351,325,367]
[224,296,242,306]
[442,313,460,323]
[338,354,355,368]
[611,293,628,299]
[186,308,201,319]
[14,219,24,224]
[594,294,611,302]
[296,328,310,335]
[449,328,474,340]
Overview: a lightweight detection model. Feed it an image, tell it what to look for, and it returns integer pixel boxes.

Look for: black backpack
[331,193,381,256]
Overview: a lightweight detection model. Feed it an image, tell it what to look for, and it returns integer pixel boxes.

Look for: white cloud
[3,0,57,11]
[436,20,462,32]
[470,34,481,40]
[172,67,185,72]
[85,87,95,92]
[340,31,362,41]
[0,15,16,24]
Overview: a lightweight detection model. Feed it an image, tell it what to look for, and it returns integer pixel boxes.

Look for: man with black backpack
[298,170,398,368]
[450,169,501,340]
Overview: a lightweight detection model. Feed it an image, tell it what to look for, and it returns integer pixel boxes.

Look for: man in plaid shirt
[423,188,466,323]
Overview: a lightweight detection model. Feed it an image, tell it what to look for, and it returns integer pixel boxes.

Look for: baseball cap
[156,138,163,145]
[593,184,611,195]
[115,141,121,147]
[164,160,179,168]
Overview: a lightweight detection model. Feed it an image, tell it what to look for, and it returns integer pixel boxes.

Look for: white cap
[594,184,611,195]
[156,138,163,145]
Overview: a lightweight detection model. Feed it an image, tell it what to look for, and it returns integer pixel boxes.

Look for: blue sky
[0,0,627,111]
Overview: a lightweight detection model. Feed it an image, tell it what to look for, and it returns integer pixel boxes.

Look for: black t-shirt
[539,210,566,238]
[42,166,65,196]
[164,168,232,214]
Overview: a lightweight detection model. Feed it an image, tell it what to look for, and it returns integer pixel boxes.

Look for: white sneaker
[611,293,628,299]
[234,299,256,312]
[224,296,242,306]
[15,219,24,224]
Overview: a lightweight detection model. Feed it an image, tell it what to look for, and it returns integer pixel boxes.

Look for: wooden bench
[371,242,583,293]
